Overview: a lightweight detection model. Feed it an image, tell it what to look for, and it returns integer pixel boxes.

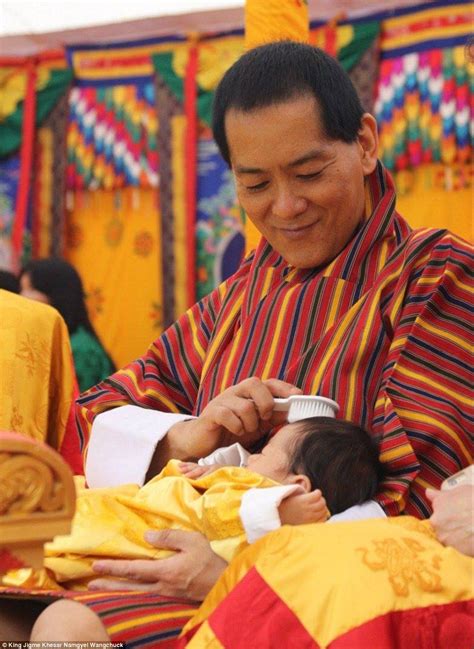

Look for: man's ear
[286,474,312,493]
[357,113,379,176]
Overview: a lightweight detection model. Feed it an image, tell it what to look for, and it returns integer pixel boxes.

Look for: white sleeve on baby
[329,499,386,522]
[240,485,303,543]
[85,405,195,488]
[198,442,250,467]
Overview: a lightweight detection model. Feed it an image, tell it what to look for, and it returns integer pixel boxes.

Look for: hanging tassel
[12,59,37,265]
[184,37,199,309]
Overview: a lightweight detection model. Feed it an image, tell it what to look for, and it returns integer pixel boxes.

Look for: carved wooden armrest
[0,431,75,574]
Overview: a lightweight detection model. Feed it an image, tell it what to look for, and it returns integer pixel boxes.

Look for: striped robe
[78,163,473,517]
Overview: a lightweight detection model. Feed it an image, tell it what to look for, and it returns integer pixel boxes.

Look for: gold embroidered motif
[358,537,443,596]
[202,502,244,540]
[10,407,23,431]
[15,334,49,376]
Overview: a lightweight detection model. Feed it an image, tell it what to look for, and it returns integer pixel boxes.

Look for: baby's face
[246,423,301,483]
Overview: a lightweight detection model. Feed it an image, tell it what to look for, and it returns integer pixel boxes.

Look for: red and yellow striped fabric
[77,162,473,518]
[179,518,474,648]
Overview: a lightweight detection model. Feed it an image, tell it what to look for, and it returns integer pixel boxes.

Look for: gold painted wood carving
[0,431,75,572]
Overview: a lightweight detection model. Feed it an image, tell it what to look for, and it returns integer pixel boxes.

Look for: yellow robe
[4,461,278,590]
[182,517,474,648]
[0,290,76,451]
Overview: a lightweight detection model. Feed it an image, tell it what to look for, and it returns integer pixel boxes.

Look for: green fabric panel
[338,22,380,72]
[152,52,184,104]
[0,68,73,158]
[197,92,214,127]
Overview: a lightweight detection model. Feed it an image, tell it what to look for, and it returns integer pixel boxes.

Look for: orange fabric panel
[65,188,163,368]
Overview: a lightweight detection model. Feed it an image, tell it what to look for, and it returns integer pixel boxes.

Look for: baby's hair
[289,417,383,514]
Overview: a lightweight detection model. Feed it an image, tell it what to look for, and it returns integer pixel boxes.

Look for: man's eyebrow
[234,165,264,175]
[234,150,327,175]
[288,149,327,168]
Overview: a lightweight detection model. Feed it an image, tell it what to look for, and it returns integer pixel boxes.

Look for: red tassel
[12,58,37,262]
[184,42,198,308]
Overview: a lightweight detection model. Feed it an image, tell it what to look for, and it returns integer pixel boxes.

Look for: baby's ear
[286,474,312,493]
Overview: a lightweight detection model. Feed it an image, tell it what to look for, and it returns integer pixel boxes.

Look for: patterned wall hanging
[153,36,246,324]
[374,0,472,184]
[67,83,159,191]
[0,54,72,264]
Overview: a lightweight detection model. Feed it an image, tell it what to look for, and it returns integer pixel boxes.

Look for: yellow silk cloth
[183,517,474,647]
[3,461,278,591]
[0,290,76,450]
[245,0,309,50]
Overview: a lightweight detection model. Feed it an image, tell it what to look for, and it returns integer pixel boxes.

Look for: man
[6,41,472,645]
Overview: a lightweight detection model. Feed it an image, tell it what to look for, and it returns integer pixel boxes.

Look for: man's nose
[272,186,308,220]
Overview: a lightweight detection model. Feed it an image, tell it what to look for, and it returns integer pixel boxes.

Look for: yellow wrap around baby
[4,460,278,590]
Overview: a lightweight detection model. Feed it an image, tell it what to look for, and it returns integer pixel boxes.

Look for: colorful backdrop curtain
[0,0,471,368]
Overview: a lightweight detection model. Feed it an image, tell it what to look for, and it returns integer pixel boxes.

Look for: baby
[4,417,382,591]
[182,415,382,527]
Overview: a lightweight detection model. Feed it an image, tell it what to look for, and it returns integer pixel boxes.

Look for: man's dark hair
[289,417,383,515]
[212,40,364,165]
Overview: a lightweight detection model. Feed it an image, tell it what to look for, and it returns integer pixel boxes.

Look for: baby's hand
[179,462,226,479]
[278,490,330,526]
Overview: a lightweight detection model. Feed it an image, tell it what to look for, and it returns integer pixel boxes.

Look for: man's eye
[246,181,268,191]
[298,171,322,180]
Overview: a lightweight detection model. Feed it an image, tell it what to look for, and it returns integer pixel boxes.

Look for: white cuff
[240,485,302,543]
[198,443,250,467]
[85,405,194,488]
[328,499,386,523]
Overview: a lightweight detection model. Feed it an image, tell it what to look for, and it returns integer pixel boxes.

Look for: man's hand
[426,485,474,557]
[278,490,329,526]
[189,377,302,452]
[149,378,302,474]
[89,530,227,601]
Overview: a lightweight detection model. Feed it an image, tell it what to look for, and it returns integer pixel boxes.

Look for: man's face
[226,95,377,269]
[246,424,301,483]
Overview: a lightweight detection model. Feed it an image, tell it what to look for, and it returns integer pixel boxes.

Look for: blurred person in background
[0,269,20,293]
[20,258,115,392]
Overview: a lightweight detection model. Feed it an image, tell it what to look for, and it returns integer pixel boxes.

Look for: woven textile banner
[153,36,245,321]
[65,77,164,366]
[67,37,186,86]
[373,0,472,241]
[67,83,159,191]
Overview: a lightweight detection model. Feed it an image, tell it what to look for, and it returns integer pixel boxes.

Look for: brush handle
[273,397,291,412]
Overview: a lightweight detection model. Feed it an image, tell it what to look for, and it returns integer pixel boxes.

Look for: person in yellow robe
[0,289,81,472]
[181,513,474,649]
[4,416,381,591]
